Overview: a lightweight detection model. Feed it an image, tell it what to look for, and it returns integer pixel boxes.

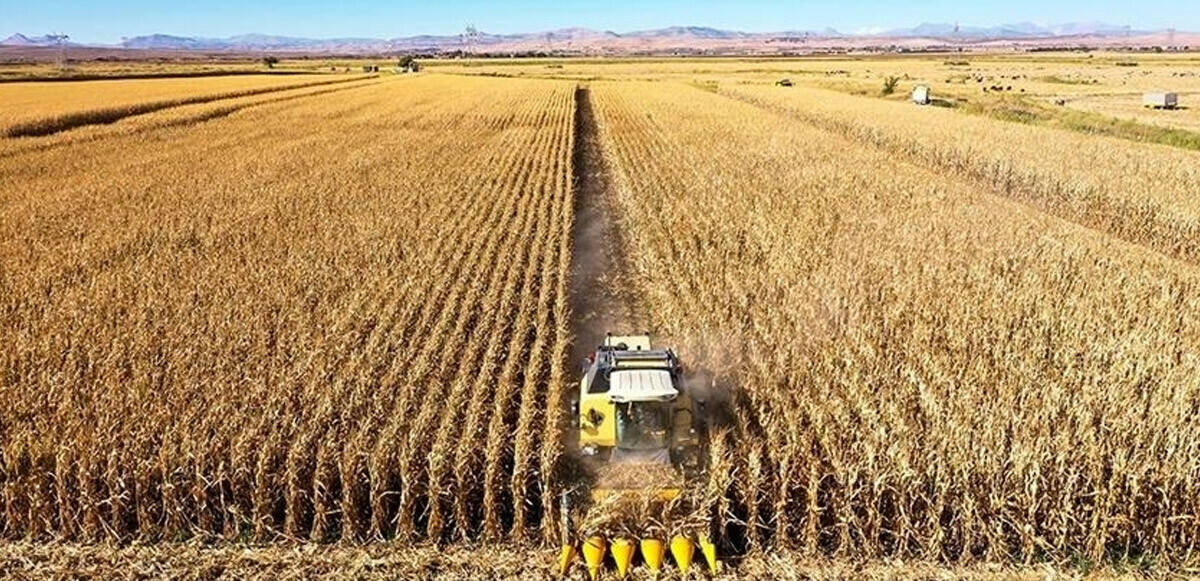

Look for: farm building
[912,84,931,105]
[1143,92,1179,109]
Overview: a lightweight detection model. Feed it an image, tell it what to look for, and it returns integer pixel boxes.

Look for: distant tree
[398,55,421,72]
[262,56,280,69]
[882,75,900,95]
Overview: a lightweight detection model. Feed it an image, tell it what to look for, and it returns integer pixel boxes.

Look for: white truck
[1143,92,1179,110]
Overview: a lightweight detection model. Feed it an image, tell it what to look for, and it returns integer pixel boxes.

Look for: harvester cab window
[586,366,611,394]
[615,401,671,451]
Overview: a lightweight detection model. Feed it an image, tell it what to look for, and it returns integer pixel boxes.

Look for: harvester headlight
[582,444,598,456]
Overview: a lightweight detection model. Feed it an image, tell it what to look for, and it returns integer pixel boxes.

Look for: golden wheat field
[0,73,376,138]
[3,55,1200,579]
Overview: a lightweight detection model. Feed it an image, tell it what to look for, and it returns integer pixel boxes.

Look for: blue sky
[3,0,1196,44]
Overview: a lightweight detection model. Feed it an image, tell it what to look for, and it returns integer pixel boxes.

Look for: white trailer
[1143,92,1179,109]
[912,85,931,105]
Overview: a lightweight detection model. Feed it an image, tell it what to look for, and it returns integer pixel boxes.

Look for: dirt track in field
[566,85,644,371]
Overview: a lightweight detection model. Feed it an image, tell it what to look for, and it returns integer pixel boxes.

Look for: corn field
[0,75,574,545]
[591,81,1200,564]
[723,84,1200,264]
[0,73,376,138]
[3,68,1200,575]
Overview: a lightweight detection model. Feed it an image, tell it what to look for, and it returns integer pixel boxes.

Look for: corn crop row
[0,75,574,543]
[723,84,1200,264]
[591,81,1200,564]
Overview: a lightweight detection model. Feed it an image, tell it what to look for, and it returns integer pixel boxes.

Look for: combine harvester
[560,333,719,579]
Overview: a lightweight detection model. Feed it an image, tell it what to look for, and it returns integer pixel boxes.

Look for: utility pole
[48,33,69,69]
[462,25,479,55]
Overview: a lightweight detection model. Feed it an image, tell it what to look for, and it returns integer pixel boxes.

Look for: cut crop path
[566,86,645,368]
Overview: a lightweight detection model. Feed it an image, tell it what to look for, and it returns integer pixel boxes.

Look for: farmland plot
[0,73,372,138]
[4,65,1200,579]
[0,75,575,544]
[590,81,1200,563]
[0,76,388,159]
[1065,92,1200,133]
[723,84,1200,264]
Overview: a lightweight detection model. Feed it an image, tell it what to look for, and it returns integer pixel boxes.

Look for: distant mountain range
[1,22,1190,55]
[877,21,1134,38]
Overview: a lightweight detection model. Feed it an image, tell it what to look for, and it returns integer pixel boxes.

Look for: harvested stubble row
[0,542,1150,581]
[0,75,575,544]
[590,81,1200,564]
[723,84,1200,265]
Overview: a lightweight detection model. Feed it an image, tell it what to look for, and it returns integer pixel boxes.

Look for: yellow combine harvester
[559,333,717,578]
